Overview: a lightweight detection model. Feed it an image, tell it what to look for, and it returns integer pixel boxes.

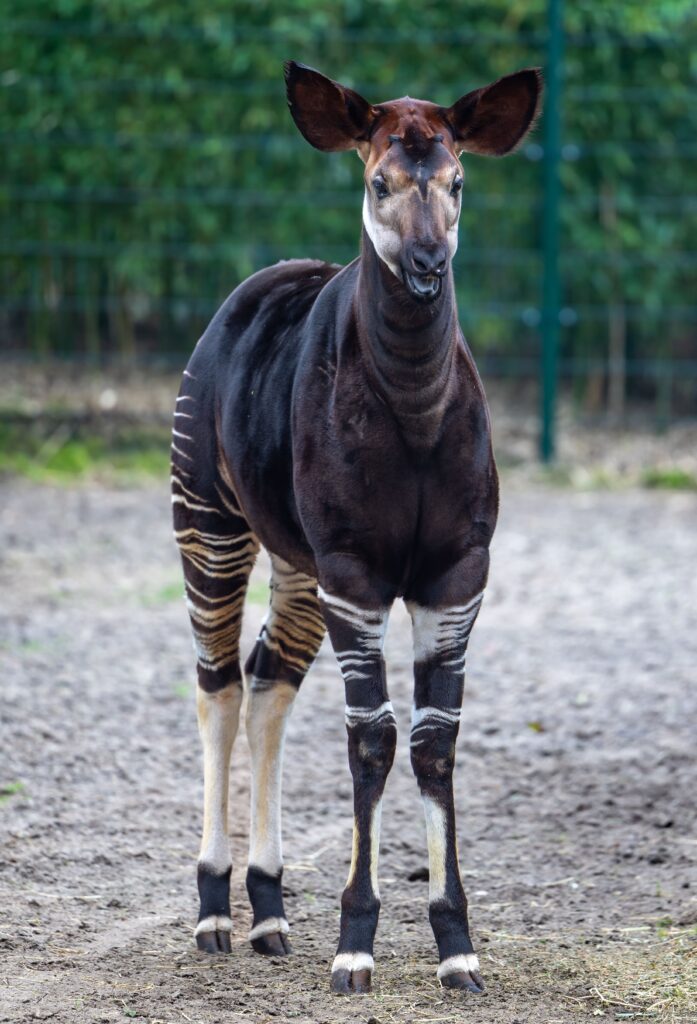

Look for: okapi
[172,61,542,995]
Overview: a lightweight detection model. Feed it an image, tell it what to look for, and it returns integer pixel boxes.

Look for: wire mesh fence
[1,4,695,435]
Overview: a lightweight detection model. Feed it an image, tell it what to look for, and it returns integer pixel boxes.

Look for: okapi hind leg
[244,555,326,956]
[172,438,260,954]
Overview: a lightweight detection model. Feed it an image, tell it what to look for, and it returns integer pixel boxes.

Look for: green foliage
[0,780,27,806]
[641,466,697,490]
[171,680,192,700]
[140,580,185,606]
[0,419,170,481]
[0,1,695,410]
[246,579,271,606]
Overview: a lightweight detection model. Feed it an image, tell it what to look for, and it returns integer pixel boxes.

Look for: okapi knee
[347,711,397,785]
[410,716,457,794]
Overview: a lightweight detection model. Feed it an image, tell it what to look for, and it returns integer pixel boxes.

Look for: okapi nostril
[410,246,448,277]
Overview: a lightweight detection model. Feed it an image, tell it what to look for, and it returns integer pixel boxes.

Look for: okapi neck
[355,230,459,448]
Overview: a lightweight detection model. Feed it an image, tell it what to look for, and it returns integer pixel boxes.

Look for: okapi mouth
[403,270,443,303]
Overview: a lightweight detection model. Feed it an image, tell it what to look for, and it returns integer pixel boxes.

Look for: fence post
[540,0,564,461]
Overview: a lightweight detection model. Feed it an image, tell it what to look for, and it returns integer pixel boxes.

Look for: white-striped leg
[244,557,325,956]
[319,588,396,995]
[407,590,486,992]
[173,429,259,953]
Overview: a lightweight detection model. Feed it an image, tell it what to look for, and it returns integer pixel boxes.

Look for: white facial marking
[447,224,459,260]
[362,159,463,282]
[362,192,402,279]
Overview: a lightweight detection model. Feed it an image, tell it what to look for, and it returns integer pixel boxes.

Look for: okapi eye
[372,176,389,200]
[451,175,463,197]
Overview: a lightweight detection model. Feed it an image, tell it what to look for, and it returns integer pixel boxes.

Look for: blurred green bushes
[0,1,695,413]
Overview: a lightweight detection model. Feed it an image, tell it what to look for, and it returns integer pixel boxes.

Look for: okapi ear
[284,61,379,152]
[442,68,543,157]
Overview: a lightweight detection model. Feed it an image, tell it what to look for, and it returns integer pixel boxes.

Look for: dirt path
[0,481,695,1023]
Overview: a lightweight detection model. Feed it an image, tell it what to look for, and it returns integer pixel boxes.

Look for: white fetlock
[248,916,290,941]
[437,953,480,980]
[194,915,233,937]
[331,952,374,974]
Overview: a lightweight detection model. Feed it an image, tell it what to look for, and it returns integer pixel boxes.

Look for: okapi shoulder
[220,259,343,335]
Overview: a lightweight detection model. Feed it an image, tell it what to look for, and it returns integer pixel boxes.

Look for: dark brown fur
[173,60,542,993]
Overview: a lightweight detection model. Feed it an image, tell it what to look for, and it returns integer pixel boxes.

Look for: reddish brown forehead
[367,98,456,162]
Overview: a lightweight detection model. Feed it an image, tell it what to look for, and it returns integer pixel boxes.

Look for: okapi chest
[172,60,541,995]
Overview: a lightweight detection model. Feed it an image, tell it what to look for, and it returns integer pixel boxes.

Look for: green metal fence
[1,3,696,456]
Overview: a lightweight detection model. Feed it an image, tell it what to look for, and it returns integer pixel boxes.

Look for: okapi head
[285,61,542,303]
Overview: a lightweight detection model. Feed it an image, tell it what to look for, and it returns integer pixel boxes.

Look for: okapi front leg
[319,588,395,995]
[407,590,486,992]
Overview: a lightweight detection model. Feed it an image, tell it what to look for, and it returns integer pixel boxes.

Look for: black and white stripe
[410,704,461,747]
[345,700,396,729]
[409,591,484,673]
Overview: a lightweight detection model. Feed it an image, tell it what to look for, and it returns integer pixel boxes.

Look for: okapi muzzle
[171,59,542,997]
[363,129,460,303]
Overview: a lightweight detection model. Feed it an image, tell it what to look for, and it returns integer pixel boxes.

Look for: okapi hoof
[249,917,291,956]
[251,932,292,956]
[194,916,233,954]
[330,954,373,995]
[438,954,485,994]
[441,970,485,993]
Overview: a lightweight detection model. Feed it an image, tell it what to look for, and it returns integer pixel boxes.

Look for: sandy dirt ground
[1,480,696,1024]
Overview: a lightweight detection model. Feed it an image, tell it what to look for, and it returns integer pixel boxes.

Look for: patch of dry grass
[480,925,696,1022]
